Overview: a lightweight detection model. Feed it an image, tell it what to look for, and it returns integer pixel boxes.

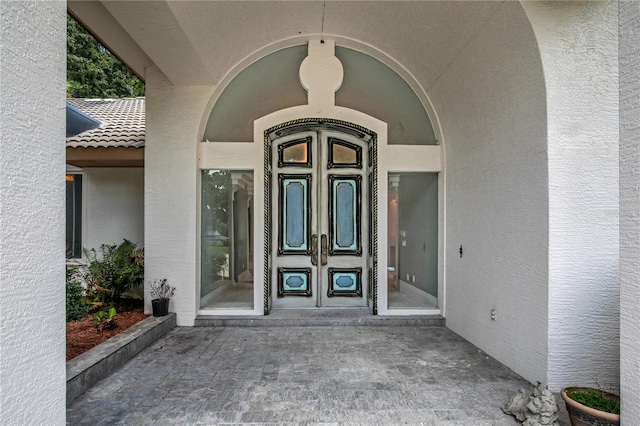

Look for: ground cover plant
[565,387,620,414]
[82,239,144,307]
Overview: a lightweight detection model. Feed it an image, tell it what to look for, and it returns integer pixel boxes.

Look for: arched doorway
[198,40,442,316]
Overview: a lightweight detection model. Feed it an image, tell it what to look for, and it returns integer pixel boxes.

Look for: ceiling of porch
[68,1,503,89]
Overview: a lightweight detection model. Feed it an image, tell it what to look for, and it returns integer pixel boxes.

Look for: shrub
[66,267,88,322]
[82,239,144,307]
[202,244,229,282]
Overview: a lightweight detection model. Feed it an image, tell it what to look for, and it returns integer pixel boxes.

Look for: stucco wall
[620,1,640,422]
[429,2,549,385]
[84,167,144,251]
[523,1,620,391]
[145,65,214,325]
[0,1,67,424]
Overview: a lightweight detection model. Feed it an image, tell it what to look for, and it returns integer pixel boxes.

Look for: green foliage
[82,281,114,312]
[92,307,118,333]
[566,387,620,414]
[66,267,88,322]
[67,15,144,98]
[201,170,230,237]
[204,245,229,281]
[82,239,144,307]
[201,170,232,287]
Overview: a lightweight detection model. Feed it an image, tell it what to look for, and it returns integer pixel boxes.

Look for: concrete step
[195,309,445,327]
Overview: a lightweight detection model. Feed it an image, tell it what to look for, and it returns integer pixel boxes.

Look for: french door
[271,129,370,308]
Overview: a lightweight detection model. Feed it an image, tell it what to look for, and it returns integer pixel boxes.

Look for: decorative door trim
[263,118,378,314]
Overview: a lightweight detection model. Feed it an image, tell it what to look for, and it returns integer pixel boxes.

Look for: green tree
[67,15,144,98]
[202,170,230,236]
[201,170,231,284]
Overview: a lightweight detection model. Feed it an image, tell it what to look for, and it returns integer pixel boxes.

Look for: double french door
[270,129,370,308]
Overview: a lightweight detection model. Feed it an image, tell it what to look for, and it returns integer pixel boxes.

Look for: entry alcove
[198,41,443,315]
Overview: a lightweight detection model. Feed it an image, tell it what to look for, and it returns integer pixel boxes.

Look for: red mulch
[66,305,149,361]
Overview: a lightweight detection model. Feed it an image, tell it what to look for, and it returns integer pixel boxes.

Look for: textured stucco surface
[0,1,67,424]
[620,1,640,422]
[523,1,620,391]
[145,65,214,326]
[429,2,548,386]
[84,167,144,250]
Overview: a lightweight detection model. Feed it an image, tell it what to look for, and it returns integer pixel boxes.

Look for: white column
[0,1,67,424]
[620,1,640,422]
[144,65,214,325]
[523,1,620,391]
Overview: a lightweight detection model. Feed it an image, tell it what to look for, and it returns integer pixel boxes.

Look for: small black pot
[151,298,169,317]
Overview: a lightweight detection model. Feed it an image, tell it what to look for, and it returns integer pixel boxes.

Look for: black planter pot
[151,298,169,317]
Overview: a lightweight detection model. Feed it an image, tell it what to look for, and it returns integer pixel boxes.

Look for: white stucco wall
[620,1,640,422]
[145,65,214,325]
[523,1,620,391]
[84,167,144,251]
[0,1,66,424]
[429,2,549,385]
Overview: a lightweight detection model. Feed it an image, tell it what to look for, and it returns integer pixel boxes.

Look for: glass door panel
[200,170,254,309]
[387,172,438,309]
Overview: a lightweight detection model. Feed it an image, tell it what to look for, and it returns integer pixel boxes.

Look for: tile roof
[66,97,145,148]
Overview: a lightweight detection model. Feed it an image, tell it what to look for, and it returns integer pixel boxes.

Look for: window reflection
[201,170,254,309]
[283,142,308,163]
[66,174,82,259]
[388,173,438,309]
[332,143,357,164]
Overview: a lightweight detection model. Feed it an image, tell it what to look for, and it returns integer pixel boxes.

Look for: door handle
[321,234,328,266]
[311,234,318,266]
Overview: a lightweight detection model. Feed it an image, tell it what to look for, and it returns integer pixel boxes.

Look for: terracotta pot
[151,298,169,317]
[561,387,620,426]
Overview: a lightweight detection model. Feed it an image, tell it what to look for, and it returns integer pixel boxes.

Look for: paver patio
[67,325,568,425]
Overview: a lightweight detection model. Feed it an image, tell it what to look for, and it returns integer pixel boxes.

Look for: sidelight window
[387,173,438,308]
[200,170,254,309]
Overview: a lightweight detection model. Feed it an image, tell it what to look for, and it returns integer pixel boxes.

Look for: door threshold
[195,309,444,327]
[268,307,372,317]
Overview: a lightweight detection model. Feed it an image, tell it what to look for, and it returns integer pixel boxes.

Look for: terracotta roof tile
[66,97,145,148]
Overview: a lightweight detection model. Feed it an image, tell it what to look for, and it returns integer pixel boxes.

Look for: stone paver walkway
[67,326,563,425]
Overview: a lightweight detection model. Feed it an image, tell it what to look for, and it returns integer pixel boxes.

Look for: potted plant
[148,278,175,317]
[561,386,620,426]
